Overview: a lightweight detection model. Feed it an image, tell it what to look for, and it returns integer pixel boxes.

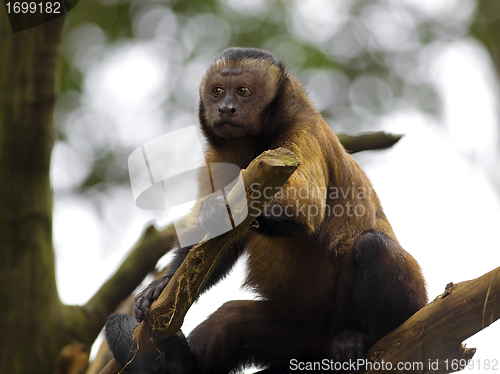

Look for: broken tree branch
[100,147,300,374]
[359,266,500,374]
[254,267,499,374]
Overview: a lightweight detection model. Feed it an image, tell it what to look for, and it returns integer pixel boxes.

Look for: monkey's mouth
[214,121,243,129]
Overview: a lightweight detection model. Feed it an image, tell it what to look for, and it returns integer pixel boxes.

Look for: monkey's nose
[219,105,236,115]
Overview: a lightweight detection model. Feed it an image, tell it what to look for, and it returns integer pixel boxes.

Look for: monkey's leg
[187,300,331,374]
[329,230,427,363]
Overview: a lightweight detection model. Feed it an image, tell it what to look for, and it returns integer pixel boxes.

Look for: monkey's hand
[196,194,231,235]
[254,201,305,236]
[134,275,171,323]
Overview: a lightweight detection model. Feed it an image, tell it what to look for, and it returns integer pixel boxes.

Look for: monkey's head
[199,48,287,143]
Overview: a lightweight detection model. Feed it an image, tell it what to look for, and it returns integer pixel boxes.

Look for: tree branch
[337,132,403,153]
[82,224,177,341]
[359,266,500,374]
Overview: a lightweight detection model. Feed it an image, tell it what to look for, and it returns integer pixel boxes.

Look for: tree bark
[358,266,500,374]
[254,268,498,374]
[0,8,66,374]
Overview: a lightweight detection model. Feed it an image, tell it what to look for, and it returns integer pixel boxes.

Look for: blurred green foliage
[55,0,495,196]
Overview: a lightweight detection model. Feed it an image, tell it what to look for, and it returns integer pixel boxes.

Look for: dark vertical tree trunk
[0,8,65,374]
[471,0,500,80]
[471,0,500,188]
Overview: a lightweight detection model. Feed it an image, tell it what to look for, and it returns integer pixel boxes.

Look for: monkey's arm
[135,186,246,322]
[256,135,328,236]
[135,241,243,322]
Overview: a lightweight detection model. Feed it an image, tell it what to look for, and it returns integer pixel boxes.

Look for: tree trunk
[0,9,65,374]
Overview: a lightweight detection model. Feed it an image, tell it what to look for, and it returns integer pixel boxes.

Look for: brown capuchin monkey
[105,47,427,374]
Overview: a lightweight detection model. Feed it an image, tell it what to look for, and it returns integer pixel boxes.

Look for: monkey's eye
[212,87,224,96]
[236,86,251,96]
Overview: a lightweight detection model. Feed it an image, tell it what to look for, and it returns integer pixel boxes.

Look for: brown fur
[106,48,427,374]
[189,48,427,370]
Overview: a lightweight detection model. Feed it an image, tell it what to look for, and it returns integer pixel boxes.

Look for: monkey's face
[200,60,280,139]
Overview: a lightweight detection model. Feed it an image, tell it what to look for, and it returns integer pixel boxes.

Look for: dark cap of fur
[217,47,281,67]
